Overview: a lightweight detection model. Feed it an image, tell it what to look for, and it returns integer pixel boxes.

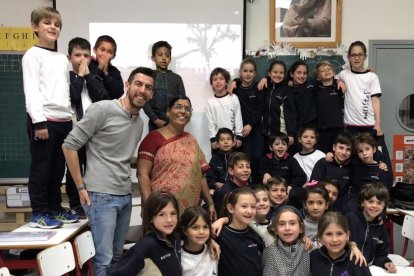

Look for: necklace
[118,98,139,117]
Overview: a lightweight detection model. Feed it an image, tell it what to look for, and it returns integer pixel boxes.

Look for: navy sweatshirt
[88,58,124,99]
[346,209,392,268]
[110,232,182,276]
[313,80,344,130]
[310,246,372,276]
[259,153,307,187]
[234,81,262,129]
[206,151,231,189]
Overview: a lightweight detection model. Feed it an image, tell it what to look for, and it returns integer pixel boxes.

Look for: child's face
[348,45,366,71]
[228,160,251,184]
[152,202,178,237]
[218,133,234,152]
[270,139,288,159]
[269,184,288,205]
[319,223,349,260]
[69,47,91,73]
[290,65,308,85]
[255,190,271,219]
[299,130,317,152]
[317,65,335,82]
[228,194,256,230]
[94,41,115,62]
[32,17,61,48]
[357,143,376,164]
[324,184,339,204]
[152,46,171,72]
[184,216,210,250]
[362,196,385,221]
[275,211,302,245]
[268,64,285,84]
[304,192,328,221]
[240,63,257,85]
[211,73,227,94]
[333,143,352,164]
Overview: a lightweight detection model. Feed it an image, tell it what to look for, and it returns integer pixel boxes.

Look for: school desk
[370,265,414,275]
[0,219,88,270]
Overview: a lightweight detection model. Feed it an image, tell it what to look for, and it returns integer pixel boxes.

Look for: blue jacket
[110,232,182,276]
[346,209,391,268]
[206,151,231,189]
[310,246,372,276]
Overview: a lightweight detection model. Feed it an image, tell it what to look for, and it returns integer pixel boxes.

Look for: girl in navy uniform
[311,212,372,276]
[110,192,182,275]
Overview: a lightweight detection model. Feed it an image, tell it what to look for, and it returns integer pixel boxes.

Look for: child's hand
[154,119,167,128]
[384,262,397,273]
[302,236,314,251]
[209,239,221,259]
[287,186,292,195]
[211,217,229,237]
[211,141,219,150]
[235,140,242,148]
[379,162,388,171]
[97,54,110,74]
[257,77,268,90]
[349,242,367,267]
[288,136,294,146]
[34,128,49,140]
[337,80,347,93]
[263,173,271,185]
[215,182,224,190]
[242,124,252,137]
[325,152,334,162]
[78,58,90,77]
[227,81,237,94]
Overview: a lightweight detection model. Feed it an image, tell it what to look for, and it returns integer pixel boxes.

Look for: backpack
[389,182,414,210]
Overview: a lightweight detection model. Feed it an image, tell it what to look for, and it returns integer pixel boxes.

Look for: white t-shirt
[181,245,218,276]
[294,150,326,181]
[337,69,381,126]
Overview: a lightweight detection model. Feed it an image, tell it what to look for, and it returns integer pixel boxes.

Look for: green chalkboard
[247,55,345,81]
[0,53,30,178]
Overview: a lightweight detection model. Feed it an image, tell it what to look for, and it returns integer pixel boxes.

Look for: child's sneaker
[71,206,87,219]
[54,210,80,223]
[30,213,63,229]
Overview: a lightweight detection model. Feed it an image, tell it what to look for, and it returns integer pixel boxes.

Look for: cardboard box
[6,186,30,208]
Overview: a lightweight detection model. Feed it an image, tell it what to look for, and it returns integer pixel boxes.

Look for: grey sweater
[63,99,144,195]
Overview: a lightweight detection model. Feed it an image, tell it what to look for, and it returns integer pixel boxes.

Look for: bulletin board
[393,135,414,183]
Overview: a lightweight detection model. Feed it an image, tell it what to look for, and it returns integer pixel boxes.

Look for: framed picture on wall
[269,0,342,48]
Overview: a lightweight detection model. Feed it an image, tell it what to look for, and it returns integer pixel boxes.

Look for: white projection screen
[57,0,245,161]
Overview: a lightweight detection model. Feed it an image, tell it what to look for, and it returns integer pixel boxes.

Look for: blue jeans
[83,192,132,276]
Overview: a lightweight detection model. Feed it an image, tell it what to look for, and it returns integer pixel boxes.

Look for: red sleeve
[137,130,165,161]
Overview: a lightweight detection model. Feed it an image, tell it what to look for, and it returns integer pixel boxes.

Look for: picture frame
[269,0,342,48]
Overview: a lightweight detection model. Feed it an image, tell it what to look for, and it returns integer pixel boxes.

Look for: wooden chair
[0,267,10,276]
[37,242,75,276]
[387,215,414,266]
[74,230,95,276]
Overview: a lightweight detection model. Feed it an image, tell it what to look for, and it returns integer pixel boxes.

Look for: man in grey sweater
[62,67,154,276]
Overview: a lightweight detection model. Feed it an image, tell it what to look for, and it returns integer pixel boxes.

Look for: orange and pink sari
[138,131,209,212]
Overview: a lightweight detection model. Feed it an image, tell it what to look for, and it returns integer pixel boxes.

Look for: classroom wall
[245,0,414,51]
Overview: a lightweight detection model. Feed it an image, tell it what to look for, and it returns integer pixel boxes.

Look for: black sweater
[234,81,262,128]
[206,151,231,189]
[310,246,372,276]
[88,58,124,99]
[285,81,317,136]
[313,80,344,129]
[259,80,289,136]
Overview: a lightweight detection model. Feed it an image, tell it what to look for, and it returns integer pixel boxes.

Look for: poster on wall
[393,135,414,184]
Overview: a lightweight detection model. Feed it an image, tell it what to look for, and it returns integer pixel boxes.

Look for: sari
[138,131,209,212]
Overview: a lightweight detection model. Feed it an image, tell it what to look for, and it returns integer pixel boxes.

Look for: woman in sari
[137,96,216,219]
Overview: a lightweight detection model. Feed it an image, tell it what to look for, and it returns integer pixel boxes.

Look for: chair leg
[384,218,394,254]
[87,260,95,276]
[401,238,409,257]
